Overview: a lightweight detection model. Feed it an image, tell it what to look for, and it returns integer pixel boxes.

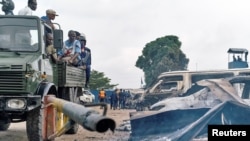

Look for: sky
[3,0,250,88]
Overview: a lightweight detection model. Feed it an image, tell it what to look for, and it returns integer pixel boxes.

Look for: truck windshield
[0,18,39,52]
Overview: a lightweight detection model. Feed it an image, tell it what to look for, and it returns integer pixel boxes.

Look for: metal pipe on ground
[45,95,116,133]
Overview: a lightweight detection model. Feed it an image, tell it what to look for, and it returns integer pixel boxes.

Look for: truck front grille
[0,71,25,93]
[11,65,23,70]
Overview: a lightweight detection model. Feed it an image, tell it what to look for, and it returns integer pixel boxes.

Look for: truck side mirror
[53,29,63,49]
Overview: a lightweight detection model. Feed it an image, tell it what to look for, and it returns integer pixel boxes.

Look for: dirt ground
[0,106,136,141]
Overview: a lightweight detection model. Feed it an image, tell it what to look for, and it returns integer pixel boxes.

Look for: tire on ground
[26,106,44,141]
[0,119,11,131]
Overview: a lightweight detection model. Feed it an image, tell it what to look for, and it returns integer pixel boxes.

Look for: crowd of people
[98,88,132,110]
[17,0,92,88]
[56,30,91,88]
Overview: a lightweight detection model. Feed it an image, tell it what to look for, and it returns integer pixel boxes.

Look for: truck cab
[0,15,86,140]
[0,16,45,115]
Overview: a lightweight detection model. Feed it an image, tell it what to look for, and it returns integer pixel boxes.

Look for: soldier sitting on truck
[41,9,59,30]
[76,31,92,88]
[18,0,37,16]
[57,30,81,66]
[45,33,58,63]
[0,0,15,15]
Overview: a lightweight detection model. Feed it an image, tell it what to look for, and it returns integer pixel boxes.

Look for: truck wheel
[0,119,11,131]
[26,107,44,141]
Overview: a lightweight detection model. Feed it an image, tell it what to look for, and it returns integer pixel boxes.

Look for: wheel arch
[35,81,58,99]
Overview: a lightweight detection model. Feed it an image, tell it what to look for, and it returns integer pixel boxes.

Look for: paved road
[0,122,28,141]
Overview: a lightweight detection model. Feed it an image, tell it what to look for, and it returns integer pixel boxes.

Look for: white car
[79,89,95,104]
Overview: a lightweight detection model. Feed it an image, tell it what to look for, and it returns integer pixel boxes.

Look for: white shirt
[18,6,33,15]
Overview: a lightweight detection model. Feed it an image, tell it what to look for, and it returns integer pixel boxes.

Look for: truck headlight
[7,99,26,109]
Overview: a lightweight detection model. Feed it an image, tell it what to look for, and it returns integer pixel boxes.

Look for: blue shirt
[58,40,81,60]
[80,47,91,66]
[41,16,52,24]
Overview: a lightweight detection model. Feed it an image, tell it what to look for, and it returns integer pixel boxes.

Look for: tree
[89,69,118,89]
[135,35,189,87]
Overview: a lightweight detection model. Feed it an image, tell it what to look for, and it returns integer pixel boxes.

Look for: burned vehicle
[135,68,250,111]
[129,75,250,141]
[134,48,250,111]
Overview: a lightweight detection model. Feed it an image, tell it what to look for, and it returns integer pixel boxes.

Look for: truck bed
[53,62,86,87]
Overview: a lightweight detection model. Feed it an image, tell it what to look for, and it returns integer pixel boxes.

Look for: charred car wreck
[129,76,250,141]
[135,68,250,111]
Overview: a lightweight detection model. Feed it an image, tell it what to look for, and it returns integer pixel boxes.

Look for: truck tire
[0,119,10,131]
[26,106,44,141]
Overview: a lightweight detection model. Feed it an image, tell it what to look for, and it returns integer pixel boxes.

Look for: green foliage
[89,69,118,89]
[135,35,189,87]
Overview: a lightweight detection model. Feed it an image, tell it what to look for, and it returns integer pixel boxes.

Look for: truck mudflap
[0,95,41,112]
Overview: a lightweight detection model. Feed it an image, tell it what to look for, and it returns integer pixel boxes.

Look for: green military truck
[0,15,86,140]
